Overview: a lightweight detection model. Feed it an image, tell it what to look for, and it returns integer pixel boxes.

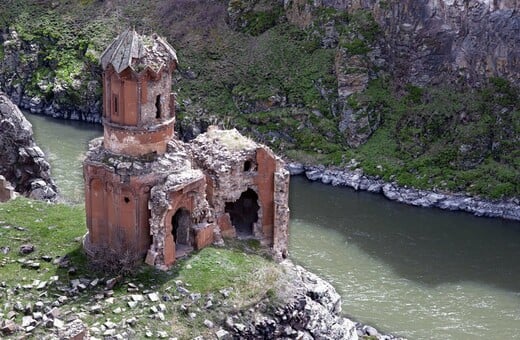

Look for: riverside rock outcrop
[289,163,520,221]
[226,259,405,340]
[0,92,57,201]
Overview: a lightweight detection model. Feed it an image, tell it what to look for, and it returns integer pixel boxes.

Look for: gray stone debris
[19,244,35,255]
[215,329,231,340]
[131,294,144,302]
[147,292,159,302]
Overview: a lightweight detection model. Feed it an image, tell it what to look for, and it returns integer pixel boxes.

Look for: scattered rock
[105,277,119,290]
[89,278,99,288]
[216,329,231,340]
[53,318,64,329]
[22,315,35,327]
[54,255,70,268]
[46,307,60,319]
[104,321,117,329]
[157,330,168,338]
[89,305,103,314]
[125,317,138,326]
[58,320,89,339]
[1,320,18,335]
[19,244,35,255]
[131,294,144,302]
[103,328,116,336]
[177,286,190,295]
[189,293,201,301]
[219,287,233,298]
[148,292,159,302]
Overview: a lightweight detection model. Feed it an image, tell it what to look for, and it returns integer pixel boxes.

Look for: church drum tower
[83,29,178,258]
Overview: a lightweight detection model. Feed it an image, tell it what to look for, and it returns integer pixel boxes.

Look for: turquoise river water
[25,112,520,339]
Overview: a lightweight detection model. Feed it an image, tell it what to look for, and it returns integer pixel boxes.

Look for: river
[25,112,520,339]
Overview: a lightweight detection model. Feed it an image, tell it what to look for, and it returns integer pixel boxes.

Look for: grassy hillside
[0,0,518,199]
[0,198,283,338]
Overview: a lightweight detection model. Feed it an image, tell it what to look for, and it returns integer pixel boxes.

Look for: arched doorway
[225,189,259,237]
[172,208,192,256]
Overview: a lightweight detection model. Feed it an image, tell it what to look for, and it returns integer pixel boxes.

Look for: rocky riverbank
[287,163,520,221]
[225,259,405,340]
[0,92,57,201]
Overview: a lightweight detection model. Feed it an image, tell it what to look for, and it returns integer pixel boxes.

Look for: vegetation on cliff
[0,0,518,199]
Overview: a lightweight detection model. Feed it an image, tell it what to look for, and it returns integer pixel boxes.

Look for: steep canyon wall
[286,0,520,86]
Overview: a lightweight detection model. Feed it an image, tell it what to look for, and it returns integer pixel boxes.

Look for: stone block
[193,223,214,250]
[217,214,236,238]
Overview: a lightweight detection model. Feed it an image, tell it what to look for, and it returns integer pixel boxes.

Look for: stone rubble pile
[288,162,520,221]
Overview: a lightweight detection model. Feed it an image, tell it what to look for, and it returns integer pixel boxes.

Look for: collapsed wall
[147,140,213,269]
[188,127,290,260]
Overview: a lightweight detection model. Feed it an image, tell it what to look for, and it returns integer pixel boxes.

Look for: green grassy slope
[0,198,283,339]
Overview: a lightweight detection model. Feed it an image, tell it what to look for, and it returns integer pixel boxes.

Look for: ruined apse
[83,29,290,270]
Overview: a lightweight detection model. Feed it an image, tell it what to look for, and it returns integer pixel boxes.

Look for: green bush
[244,6,282,36]
[342,38,370,55]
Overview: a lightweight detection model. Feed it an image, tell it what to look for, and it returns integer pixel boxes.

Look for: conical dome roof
[100,28,178,75]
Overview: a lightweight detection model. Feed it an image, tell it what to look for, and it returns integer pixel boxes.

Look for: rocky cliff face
[283,0,520,147]
[0,29,102,123]
[0,92,57,201]
[374,0,519,86]
[286,0,520,86]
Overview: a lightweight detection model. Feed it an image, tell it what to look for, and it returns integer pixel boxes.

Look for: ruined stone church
[83,29,290,269]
